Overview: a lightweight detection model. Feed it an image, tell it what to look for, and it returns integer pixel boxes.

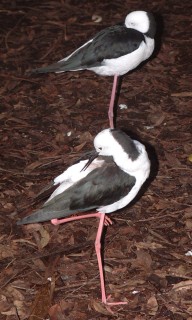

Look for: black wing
[17,159,136,225]
[32,26,144,73]
[83,26,145,65]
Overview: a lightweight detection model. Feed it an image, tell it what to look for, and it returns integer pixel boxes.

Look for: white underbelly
[88,38,154,76]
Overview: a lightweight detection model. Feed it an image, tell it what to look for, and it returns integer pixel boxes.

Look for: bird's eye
[98,147,102,150]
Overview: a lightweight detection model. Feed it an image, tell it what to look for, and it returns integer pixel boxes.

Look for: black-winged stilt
[32,11,156,128]
[17,128,150,307]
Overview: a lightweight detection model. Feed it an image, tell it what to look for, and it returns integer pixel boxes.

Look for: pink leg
[51,212,127,308]
[51,212,113,226]
[95,212,127,307]
[95,213,106,303]
[108,74,118,129]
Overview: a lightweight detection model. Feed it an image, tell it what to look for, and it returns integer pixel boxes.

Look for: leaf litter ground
[0,0,191,319]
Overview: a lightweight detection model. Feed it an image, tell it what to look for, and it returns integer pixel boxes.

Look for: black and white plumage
[32,11,156,76]
[32,11,156,128]
[17,128,150,225]
[17,128,150,306]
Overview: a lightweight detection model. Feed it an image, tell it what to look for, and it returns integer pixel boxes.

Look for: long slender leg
[51,212,127,307]
[51,212,112,226]
[95,212,127,307]
[108,74,118,129]
[95,213,106,303]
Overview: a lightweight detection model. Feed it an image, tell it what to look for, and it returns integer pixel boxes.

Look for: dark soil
[0,0,191,319]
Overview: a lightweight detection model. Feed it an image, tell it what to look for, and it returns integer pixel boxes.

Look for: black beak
[81,150,99,171]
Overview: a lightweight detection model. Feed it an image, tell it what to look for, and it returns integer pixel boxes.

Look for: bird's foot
[104,216,113,226]
[103,295,127,314]
[51,218,60,225]
[104,294,128,305]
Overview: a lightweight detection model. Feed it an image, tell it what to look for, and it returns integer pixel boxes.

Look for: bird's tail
[16,206,76,225]
[31,61,64,74]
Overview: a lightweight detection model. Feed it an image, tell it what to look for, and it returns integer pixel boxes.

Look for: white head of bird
[94,129,150,179]
[125,11,151,34]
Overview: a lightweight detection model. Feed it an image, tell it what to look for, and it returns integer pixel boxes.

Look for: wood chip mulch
[0,0,191,319]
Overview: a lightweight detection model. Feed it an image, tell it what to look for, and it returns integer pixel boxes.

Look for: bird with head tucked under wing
[17,128,151,307]
[32,11,156,128]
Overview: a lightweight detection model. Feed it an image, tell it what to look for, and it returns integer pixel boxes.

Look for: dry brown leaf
[78,131,93,143]
[67,310,87,320]
[185,207,192,219]
[25,160,43,172]
[163,264,192,278]
[132,249,152,272]
[147,295,158,316]
[104,264,113,273]
[0,295,10,314]
[6,284,25,301]
[148,113,165,127]
[29,283,52,320]
[32,258,47,271]
[185,219,192,230]
[112,266,127,275]
[154,199,169,210]
[1,307,16,316]
[118,225,139,236]
[164,152,181,166]
[109,279,145,290]
[13,238,37,247]
[171,92,192,97]
[49,299,73,319]
[135,241,163,250]
[39,226,51,248]
[2,283,29,318]
[73,141,87,152]
[24,224,50,249]
[0,243,19,260]
[14,300,29,319]
[48,303,63,320]
[172,280,192,291]
[92,300,114,315]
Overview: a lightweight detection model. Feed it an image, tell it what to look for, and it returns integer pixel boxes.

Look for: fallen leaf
[109,279,145,291]
[164,152,181,166]
[6,284,25,301]
[32,258,46,271]
[1,284,29,318]
[185,219,192,230]
[171,92,192,97]
[172,280,192,291]
[136,241,163,250]
[48,303,63,320]
[24,224,50,249]
[131,249,152,272]
[1,307,16,316]
[92,300,114,315]
[73,141,87,152]
[0,295,10,314]
[39,226,51,248]
[119,225,139,236]
[0,243,19,260]
[29,282,52,320]
[147,296,158,316]
[149,113,165,127]
[25,160,43,172]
